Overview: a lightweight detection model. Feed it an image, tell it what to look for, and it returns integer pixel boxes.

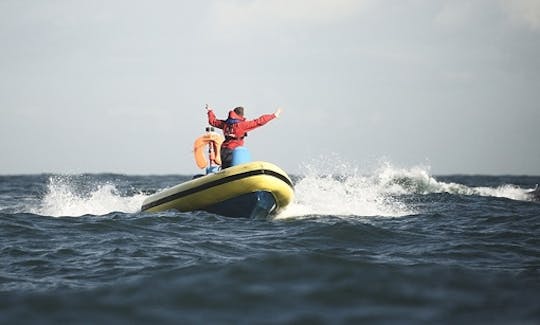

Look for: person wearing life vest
[206,105,282,169]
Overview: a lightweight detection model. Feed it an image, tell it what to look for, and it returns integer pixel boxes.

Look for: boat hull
[141,161,294,218]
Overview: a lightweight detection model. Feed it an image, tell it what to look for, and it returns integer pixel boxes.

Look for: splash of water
[276,159,415,220]
[33,176,148,217]
[32,161,533,219]
[275,158,532,220]
[373,162,530,200]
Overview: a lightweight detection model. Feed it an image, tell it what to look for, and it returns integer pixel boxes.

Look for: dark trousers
[220,147,233,169]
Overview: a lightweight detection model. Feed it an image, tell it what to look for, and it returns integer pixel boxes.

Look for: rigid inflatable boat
[141,129,294,218]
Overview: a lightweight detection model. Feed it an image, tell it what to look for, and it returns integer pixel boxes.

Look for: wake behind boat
[141,129,294,218]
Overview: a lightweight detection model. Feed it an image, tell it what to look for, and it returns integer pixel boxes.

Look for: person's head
[233,106,244,117]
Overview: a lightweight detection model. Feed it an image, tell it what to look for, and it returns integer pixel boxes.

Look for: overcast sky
[1,0,539,175]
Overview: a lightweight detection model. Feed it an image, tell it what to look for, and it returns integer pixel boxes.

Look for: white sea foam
[275,159,416,220]
[275,158,533,220]
[33,176,148,217]
[372,162,530,200]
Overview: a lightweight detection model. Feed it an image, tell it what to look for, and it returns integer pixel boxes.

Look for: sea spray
[30,162,533,218]
[276,158,415,219]
[374,162,531,200]
[276,158,534,220]
[33,175,147,217]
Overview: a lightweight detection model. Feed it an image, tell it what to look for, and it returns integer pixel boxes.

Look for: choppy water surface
[1,163,539,324]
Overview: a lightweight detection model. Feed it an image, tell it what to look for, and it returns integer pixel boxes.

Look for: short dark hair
[234,106,244,116]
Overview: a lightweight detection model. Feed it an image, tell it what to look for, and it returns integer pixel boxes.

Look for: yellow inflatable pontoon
[141,129,294,218]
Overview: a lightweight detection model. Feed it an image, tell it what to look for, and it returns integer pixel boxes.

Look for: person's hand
[274,108,282,118]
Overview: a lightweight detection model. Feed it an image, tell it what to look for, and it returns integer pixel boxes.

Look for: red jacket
[208,110,276,149]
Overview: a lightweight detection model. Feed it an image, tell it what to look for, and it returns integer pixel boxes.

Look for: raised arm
[206,105,225,129]
[243,108,282,131]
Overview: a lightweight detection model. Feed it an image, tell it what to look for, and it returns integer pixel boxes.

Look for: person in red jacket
[206,104,282,169]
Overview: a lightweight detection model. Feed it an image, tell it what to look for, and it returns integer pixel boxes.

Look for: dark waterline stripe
[141,169,293,211]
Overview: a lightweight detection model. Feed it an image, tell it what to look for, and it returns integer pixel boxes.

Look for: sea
[0,161,539,324]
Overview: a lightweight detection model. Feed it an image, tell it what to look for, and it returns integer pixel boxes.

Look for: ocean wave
[276,158,534,220]
[32,175,148,217]
[21,159,535,219]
